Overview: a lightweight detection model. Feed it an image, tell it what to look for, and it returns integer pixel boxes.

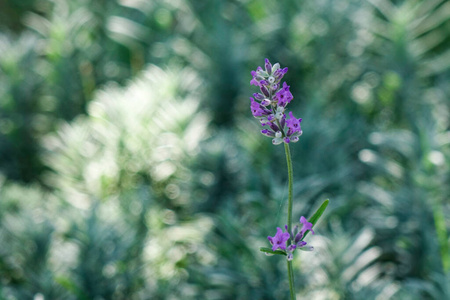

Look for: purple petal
[253,93,264,100]
[265,58,272,74]
[294,232,303,243]
[260,85,270,97]
[288,244,297,252]
[261,129,275,137]
[296,241,307,247]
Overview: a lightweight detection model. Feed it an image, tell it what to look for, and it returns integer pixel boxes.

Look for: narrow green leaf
[303,199,329,239]
[259,247,287,256]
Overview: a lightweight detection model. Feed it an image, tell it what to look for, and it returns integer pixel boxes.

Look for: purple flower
[300,216,315,236]
[285,112,302,134]
[250,97,266,117]
[287,217,316,260]
[249,59,303,145]
[250,71,259,86]
[275,82,293,107]
[267,216,315,260]
[250,66,266,86]
[274,67,288,81]
[268,227,290,251]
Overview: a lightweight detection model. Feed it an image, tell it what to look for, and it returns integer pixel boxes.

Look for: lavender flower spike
[249,58,303,145]
[270,216,316,261]
[268,227,290,251]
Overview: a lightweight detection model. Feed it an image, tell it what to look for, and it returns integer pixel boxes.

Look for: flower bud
[265,58,272,74]
[272,63,280,73]
[290,136,299,143]
[260,85,270,97]
[270,122,280,132]
[280,114,286,129]
[261,129,275,137]
[253,93,264,100]
[272,137,283,145]
[299,245,314,252]
[287,244,297,252]
[271,83,279,92]
[257,69,269,78]
[261,99,271,106]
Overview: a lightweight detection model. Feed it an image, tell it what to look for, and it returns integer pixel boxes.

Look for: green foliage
[1,0,449,299]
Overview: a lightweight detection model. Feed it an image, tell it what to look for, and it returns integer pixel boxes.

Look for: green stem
[284,142,295,299]
[432,201,450,272]
[284,142,294,238]
[287,260,295,299]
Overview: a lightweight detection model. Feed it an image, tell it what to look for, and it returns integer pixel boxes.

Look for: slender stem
[432,201,450,271]
[269,81,295,298]
[287,260,295,300]
[284,142,295,299]
[284,143,294,237]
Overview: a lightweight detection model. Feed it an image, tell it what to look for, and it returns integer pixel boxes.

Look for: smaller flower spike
[265,217,315,260]
[268,227,290,251]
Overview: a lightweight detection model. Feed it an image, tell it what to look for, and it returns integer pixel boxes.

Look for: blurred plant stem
[432,201,449,272]
[284,142,295,299]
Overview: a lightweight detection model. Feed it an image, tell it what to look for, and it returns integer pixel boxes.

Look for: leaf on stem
[259,247,287,256]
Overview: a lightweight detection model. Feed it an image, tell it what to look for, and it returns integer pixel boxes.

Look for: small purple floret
[275,82,293,107]
[286,111,302,134]
[250,71,259,86]
[300,216,315,235]
[250,97,265,117]
[268,227,290,251]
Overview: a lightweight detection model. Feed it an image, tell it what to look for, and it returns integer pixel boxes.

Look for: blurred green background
[1,0,449,299]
